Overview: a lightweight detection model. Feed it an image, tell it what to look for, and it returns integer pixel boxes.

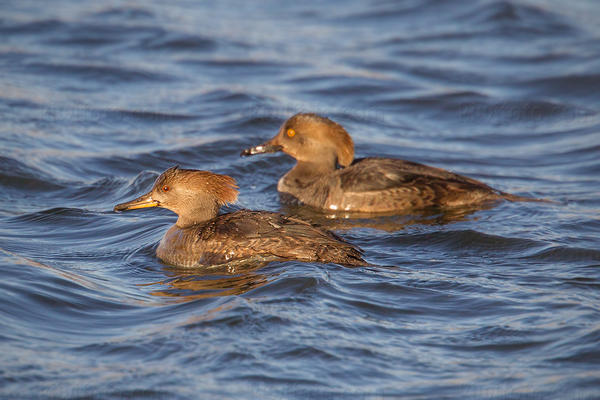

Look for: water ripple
[1,0,599,398]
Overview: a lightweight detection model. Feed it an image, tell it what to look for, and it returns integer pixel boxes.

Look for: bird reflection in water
[140,259,277,302]
[280,202,496,232]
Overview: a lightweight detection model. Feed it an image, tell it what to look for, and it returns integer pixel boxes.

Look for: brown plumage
[241,113,542,213]
[113,166,366,268]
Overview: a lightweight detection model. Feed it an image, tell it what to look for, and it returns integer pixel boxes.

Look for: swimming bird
[241,113,540,213]
[113,166,366,268]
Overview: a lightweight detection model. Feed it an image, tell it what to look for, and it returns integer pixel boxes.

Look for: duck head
[114,166,238,228]
[241,113,355,170]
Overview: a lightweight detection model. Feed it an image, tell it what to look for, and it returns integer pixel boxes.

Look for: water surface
[1,0,599,398]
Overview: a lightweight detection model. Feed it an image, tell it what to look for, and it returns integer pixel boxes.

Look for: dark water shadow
[279,202,497,232]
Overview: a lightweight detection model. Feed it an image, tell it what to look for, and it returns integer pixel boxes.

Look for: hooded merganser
[241,113,541,213]
[114,166,366,268]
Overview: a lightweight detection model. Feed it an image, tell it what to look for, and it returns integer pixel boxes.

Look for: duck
[241,113,540,213]
[113,166,367,268]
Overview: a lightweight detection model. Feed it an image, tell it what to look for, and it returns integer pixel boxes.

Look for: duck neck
[288,157,336,182]
[174,198,220,229]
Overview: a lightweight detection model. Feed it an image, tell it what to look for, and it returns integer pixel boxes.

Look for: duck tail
[344,248,373,268]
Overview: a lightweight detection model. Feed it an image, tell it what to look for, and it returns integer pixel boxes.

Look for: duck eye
[162,185,170,192]
[286,128,296,138]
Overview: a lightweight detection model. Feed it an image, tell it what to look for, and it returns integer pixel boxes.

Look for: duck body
[242,113,538,213]
[115,166,366,268]
[278,157,508,213]
[157,209,364,267]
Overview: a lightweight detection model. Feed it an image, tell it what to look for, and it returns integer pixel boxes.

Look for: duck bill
[114,192,159,212]
[240,141,283,156]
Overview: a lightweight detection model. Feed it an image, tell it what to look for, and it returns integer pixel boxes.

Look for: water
[1,0,599,398]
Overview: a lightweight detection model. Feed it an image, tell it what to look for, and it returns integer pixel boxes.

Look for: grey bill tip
[240,144,283,157]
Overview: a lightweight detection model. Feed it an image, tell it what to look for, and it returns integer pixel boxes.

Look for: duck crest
[325,118,354,167]
[291,113,355,167]
[203,172,238,205]
[159,165,238,205]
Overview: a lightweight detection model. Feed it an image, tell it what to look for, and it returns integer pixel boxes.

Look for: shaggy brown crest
[288,113,355,167]
[157,166,238,205]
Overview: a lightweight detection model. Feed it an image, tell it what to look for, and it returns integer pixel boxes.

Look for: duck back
[279,157,506,213]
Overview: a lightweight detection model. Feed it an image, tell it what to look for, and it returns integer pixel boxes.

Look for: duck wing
[333,157,506,211]
[339,157,497,193]
[196,210,366,266]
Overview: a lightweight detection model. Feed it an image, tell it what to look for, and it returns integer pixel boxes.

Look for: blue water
[1,0,599,398]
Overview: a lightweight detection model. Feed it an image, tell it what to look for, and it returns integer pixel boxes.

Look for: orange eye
[286,128,296,138]
[162,185,170,192]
